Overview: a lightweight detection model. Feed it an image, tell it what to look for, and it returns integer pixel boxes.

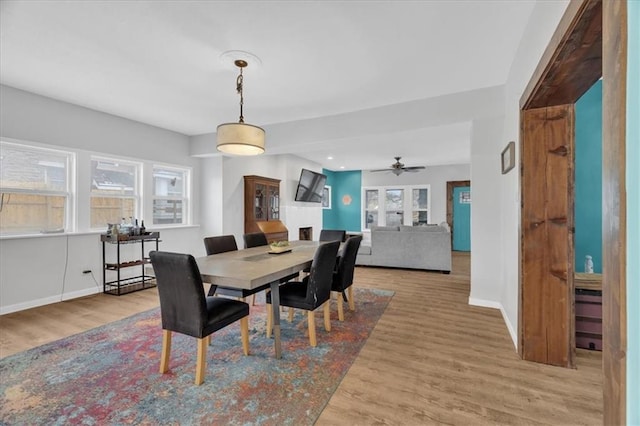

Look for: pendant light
[216,59,265,155]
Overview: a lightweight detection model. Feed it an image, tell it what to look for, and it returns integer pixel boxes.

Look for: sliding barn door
[520,104,575,368]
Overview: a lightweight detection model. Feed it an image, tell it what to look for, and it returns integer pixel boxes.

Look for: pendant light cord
[236,67,244,123]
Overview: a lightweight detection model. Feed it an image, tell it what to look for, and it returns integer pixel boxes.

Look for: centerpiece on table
[269,240,291,254]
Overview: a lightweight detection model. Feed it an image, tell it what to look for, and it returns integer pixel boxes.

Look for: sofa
[355,225,452,272]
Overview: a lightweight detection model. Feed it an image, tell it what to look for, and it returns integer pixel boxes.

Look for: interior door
[452,186,471,251]
[268,184,279,220]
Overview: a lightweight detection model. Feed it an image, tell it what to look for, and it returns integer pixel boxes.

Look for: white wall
[1,86,192,166]
[466,0,570,347]
[191,86,504,158]
[200,156,224,238]
[0,85,204,313]
[468,116,512,337]
[362,164,470,225]
[221,154,323,246]
[276,155,324,241]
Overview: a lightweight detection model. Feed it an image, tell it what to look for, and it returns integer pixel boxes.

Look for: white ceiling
[0,0,538,171]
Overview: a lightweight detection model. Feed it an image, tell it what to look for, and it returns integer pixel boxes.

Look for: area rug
[0,288,392,425]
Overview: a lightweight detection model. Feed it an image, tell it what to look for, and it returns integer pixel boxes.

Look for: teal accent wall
[575,80,603,273]
[627,1,639,422]
[322,169,362,232]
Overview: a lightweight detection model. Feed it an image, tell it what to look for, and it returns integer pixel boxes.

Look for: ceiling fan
[370,157,426,176]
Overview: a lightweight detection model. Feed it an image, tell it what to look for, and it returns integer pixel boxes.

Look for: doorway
[518,0,627,423]
[452,186,471,251]
[446,180,471,251]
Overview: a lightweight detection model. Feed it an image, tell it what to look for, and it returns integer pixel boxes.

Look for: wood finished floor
[0,252,602,425]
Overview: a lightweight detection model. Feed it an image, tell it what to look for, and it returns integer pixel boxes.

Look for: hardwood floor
[318,253,602,425]
[0,286,160,357]
[0,252,602,424]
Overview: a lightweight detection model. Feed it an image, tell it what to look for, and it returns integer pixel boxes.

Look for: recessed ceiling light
[327,156,333,160]
[340,166,345,169]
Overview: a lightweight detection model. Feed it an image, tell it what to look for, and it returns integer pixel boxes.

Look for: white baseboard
[0,286,101,315]
[468,297,518,350]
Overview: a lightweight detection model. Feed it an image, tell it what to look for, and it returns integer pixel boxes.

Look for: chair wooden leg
[251,293,256,306]
[288,307,294,322]
[308,310,317,347]
[323,301,331,331]
[240,317,250,355]
[195,337,207,385]
[348,286,355,311]
[337,292,345,321]
[160,329,172,374]
[207,335,212,345]
[266,303,273,338]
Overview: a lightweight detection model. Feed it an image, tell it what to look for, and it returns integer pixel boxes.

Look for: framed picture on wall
[501,141,516,174]
[322,185,331,209]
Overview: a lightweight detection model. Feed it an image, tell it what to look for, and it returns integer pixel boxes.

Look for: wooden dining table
[195,240,320,359]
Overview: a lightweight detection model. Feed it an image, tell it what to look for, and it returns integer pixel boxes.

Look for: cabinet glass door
[254,183,266,220]
[269,185,279,220]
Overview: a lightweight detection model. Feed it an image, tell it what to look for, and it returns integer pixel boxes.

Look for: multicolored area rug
[0,288,392,425]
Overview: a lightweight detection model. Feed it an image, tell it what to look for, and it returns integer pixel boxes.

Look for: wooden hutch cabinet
[244,175,288,243]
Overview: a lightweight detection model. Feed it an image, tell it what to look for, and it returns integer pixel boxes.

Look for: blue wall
[322,169,361,232]
[575,80,603,273]
[627,0,639,422]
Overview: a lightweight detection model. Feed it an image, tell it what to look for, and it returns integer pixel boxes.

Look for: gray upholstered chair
[150,251,250,385]
[331,235,363,320]
[266,241,340,347]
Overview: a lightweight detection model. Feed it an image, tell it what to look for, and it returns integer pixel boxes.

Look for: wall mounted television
[294,168,327,203]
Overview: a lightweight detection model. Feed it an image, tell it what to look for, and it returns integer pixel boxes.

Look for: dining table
[195,240,321,359]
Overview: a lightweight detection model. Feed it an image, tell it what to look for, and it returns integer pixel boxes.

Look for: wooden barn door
[520,105,575,367]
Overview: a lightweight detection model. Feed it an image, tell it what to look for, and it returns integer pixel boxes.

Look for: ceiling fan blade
[369,159,425,174]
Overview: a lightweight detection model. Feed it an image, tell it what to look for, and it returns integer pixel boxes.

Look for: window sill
[0,224,200,240]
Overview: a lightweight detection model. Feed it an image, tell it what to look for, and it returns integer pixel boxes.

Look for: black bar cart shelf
[101,232,160,295]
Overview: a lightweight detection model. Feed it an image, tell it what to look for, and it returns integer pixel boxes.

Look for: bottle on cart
[140,220,146,235]
[134,219,140,236]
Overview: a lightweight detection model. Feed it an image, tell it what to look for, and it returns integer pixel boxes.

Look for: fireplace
[299,227,313,241]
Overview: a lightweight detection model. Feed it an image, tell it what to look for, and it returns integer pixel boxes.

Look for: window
[90,157,140,229]
[152,165,189,225]
[2,143,192,235]
[412,188,429,226]
[364,189,379,229]
[385,188,404,227]
[0,141,73,234]
[362,185,430,229]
